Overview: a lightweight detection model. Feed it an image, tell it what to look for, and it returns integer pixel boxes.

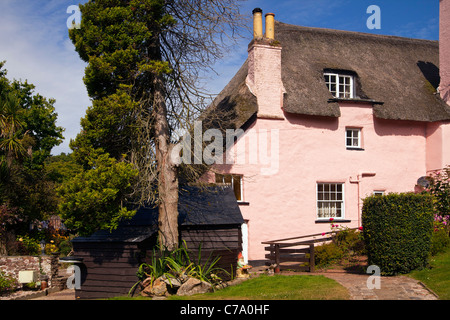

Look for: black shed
[70,186,244,299]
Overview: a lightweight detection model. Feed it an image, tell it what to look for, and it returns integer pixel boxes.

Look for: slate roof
[208,20,450,125]
[72,186,244,243]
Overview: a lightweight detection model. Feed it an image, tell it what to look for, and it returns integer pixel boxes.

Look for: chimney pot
[265,13,275,40]
[252,8,263,40]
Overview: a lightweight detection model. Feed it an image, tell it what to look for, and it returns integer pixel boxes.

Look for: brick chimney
[440,0,450,104]
[246,9,285,119]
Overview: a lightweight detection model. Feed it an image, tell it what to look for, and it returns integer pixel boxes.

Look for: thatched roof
[211,20,450,124]
[277,21,450,121]
[204,60,257,130]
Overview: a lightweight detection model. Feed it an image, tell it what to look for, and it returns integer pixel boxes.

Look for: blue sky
[0,0,441,154]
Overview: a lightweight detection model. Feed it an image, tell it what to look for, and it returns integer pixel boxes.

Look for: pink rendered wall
[209,103,428,260]
[426,121,450,172]
[440,0,450,104]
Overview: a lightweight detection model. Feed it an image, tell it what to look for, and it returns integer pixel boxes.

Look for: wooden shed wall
[180,225,242,279]
[72,242,143,300]
[73,225,242,299]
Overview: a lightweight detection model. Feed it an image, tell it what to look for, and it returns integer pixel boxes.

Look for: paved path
[31,289,76,300]
[316,270,438,300]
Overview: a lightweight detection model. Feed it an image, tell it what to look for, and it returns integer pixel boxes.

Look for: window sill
[346,147,365,151]
[315,219,351,224]
[237,201,250,206]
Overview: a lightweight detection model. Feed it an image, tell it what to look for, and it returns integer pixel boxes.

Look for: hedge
[362,193,434,275]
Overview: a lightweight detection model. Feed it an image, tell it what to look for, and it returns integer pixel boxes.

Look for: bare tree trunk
[153,74,179,251]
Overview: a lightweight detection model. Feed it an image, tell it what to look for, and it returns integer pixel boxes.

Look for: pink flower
[329,218,334,222]
[321,233,326,236]
[359,226,363,231]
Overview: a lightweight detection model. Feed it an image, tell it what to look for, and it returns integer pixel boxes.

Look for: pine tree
[69,0,245,249]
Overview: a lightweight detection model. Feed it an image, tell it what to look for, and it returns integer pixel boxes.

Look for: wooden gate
[262,230,351,273]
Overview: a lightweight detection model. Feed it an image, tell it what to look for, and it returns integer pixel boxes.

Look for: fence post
[275,244,280,273]
[309,243,315,273]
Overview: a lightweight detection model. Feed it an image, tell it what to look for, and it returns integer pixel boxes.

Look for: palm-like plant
[0,92,30,168]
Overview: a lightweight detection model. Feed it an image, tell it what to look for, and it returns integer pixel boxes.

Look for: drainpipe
[350,172,376,227]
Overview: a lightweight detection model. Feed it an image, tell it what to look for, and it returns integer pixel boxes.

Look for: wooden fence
[262,228,358,273]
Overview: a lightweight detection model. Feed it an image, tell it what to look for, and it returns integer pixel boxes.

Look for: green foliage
[58,153,138,236]
[0,61,64,231]
[430,215,450,256]
[16,234,40,256]
[70,89,137,164]
[0,271,17,294]
[134,241,226,295]
[314,224,365,268]
[69,0,174,100]
[362,193,434,275]
[427,166,450,217]
[314,242,345,268]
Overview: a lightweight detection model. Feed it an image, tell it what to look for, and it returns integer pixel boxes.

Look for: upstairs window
[215,173,243,202]
[346,128,362,149]
[324,72,354,98]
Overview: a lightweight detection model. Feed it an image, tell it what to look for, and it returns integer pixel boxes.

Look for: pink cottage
[201,3,450,262]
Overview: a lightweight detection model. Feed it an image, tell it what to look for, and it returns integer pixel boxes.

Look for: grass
[408,246,450,300]
[168,274,350,300]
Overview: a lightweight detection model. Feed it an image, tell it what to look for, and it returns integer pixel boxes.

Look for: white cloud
[0,1,90,155]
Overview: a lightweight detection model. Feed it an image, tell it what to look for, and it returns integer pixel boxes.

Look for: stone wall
[0,254,59,288]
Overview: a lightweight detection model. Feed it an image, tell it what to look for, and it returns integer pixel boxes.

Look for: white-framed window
[215,173,243,202]
[317,183,344,219]
[373,190,385,196]
[324,73,354,98]
[346,128,362,149]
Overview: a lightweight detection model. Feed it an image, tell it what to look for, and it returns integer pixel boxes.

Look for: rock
[142,277,153,288]
[141,277,168,297]
[163,277,182,288]
[177,277,212,296]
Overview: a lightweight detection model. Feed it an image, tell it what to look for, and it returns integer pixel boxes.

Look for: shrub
[314,223,365,268]
[427,166,450,217]
[430,215,450,256]
[362,193,434,275]
[16,235,41,256]
[0,271,17,294]
[314,242,344,267]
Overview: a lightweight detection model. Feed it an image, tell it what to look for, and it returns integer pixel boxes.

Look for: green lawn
[168,274,349,300]
[408,246,450,300]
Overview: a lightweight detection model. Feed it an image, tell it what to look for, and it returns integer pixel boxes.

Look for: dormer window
[324,72,355,98]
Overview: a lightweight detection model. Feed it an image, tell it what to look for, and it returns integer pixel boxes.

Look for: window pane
[215,174,224,183]
[224,175,232,184]
[233,176,242,201]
